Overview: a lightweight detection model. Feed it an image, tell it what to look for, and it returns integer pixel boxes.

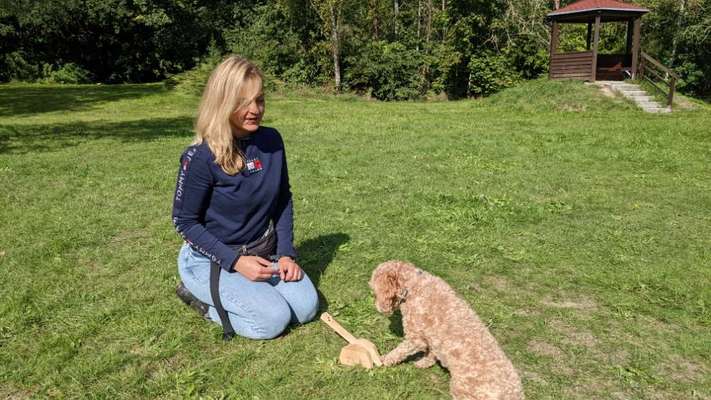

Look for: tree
[311,0,350,90]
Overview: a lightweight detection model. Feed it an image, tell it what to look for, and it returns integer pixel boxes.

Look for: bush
[224,4,304,80]
[1,51,40,81]
[163,48,223,96]
[505,36,548,80]
[467,52,521,97]
[281,58,322,86]
[423,43,462,97]
[345,41,422,101]
[2,53,94,84]
[675,60,709,98]
[164,46,284,96]
[41,63,94,84]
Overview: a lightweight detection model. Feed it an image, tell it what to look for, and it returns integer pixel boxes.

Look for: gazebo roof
[547,0,649,22]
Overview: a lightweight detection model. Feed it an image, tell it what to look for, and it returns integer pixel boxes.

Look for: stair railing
[638,52,679,109]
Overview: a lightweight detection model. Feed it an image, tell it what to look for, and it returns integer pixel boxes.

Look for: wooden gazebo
[547,0,649,81]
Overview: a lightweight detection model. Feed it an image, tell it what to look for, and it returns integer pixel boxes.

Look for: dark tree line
[1,0,709,99]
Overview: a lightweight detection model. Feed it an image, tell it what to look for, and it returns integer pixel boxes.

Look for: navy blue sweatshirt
[172,127,296,272]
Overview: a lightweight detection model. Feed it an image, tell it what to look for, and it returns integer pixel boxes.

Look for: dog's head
[369,260,419,315]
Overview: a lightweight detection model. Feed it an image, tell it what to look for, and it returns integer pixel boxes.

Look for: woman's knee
[240,302,292,340]
[290,286,319,324]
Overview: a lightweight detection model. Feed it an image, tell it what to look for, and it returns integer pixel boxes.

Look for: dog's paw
[413,354,437,369]
[381,355,397,366]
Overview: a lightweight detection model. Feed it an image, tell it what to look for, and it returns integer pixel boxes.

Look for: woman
[172,55,318,340]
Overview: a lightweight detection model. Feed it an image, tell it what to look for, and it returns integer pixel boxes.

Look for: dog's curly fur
[369,260,524,400]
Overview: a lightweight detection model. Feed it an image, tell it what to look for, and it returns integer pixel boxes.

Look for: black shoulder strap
[209,226,274,342]
[210,261,235,341]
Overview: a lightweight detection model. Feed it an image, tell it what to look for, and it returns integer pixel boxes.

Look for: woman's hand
[233,256,275,281]
[278,256,303,282]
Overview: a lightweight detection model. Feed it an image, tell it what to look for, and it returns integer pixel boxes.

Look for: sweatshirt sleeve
[273,135,297,259]
[172,146,239,272]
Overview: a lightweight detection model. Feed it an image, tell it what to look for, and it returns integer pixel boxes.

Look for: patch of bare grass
[657,354,709,384]
[527,339,564,358]
[549,320,599,350]
[541,296,598,311]
[0,386,34,400]
[482,275,512,292]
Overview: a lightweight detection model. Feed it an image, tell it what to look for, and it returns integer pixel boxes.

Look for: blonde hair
[194,55,264,175]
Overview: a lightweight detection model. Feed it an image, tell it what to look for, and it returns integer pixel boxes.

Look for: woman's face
[230,82,265,137]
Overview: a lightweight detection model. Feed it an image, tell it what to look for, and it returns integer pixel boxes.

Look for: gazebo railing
[638,51,679,108]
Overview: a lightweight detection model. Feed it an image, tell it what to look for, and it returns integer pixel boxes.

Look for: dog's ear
[372,260,416,314]
[381,268,400,302]
[372,261,403,312]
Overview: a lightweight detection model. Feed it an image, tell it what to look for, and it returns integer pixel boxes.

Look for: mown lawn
[0,80,709,399]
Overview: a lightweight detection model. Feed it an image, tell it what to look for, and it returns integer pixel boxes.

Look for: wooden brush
[320,312,382,368]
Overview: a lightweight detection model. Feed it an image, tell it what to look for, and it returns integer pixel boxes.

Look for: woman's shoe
[176,281,209,319]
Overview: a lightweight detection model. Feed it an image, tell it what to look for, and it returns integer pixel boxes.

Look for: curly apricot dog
[369,260,524,400]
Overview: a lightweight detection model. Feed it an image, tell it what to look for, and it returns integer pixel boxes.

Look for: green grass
[1,79,709,399]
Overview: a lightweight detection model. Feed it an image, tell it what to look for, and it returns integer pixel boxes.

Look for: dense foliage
[1,0,709,99]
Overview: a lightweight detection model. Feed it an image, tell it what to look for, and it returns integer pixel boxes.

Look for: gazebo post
[586,22,592,50]
[625,19,634,55]
[550,21,560,55]
[591,14,601,81]
[631,16,641,78]
[549,21,560,79]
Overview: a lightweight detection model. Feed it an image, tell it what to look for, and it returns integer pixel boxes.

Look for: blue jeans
[178,243,319,339]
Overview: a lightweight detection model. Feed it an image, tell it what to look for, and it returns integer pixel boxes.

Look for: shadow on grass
[0,117,193,154]
[388,310,404,338]
[0,84,165,117]
[296,233,350,313]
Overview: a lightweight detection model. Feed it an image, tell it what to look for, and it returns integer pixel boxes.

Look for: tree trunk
[330,3,341,90]
[370,0,380,40]
[417,0,421,51]
[440,0,447,40]
[670,0,686,68]
[425,0,432,45]
[394,0,399,36]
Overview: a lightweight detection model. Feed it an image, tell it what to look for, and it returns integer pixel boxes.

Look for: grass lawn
[0,79,709,399]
